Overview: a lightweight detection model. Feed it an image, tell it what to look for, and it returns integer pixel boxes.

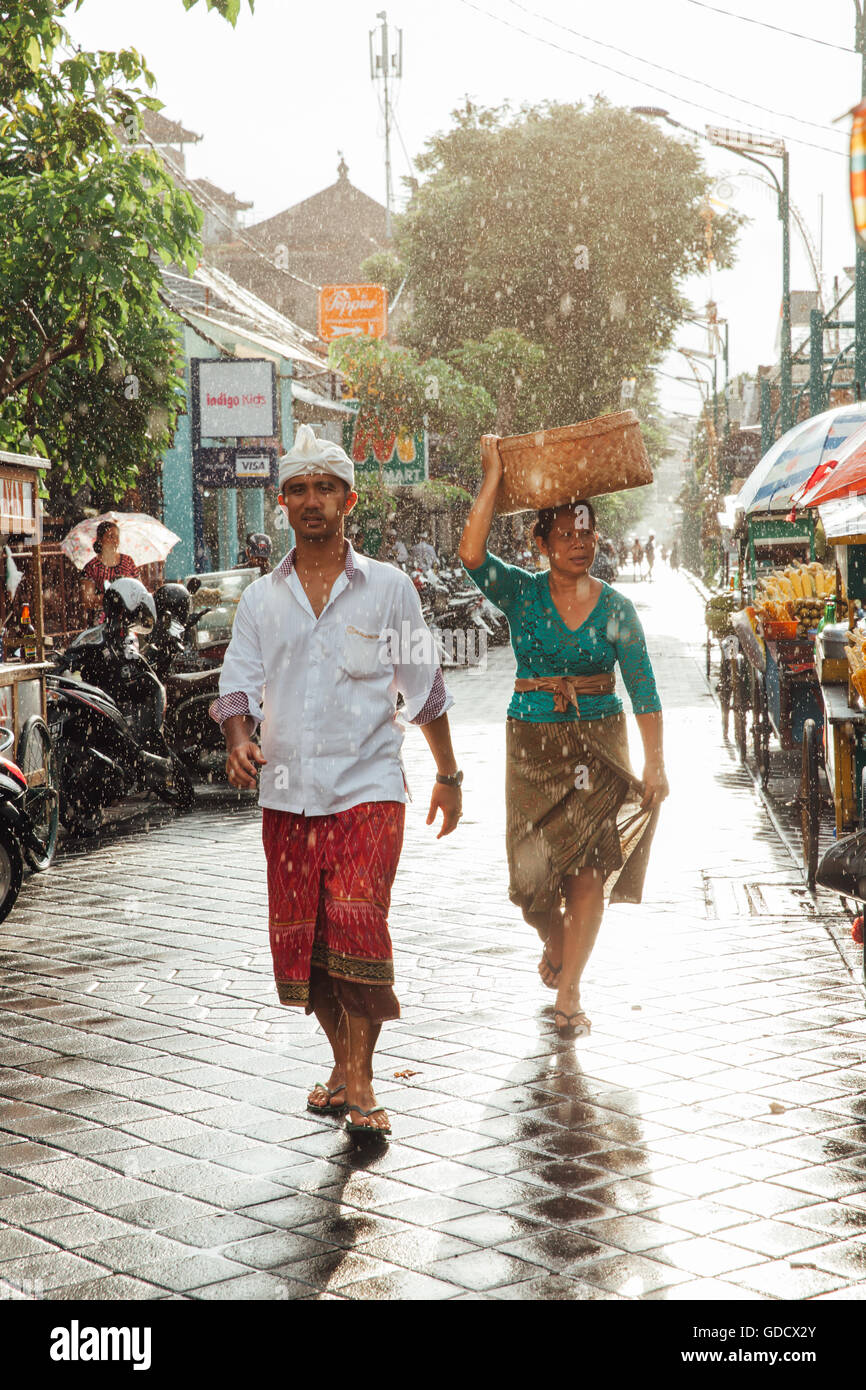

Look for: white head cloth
[278,424,355,490]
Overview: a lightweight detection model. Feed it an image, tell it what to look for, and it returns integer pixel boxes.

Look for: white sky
[66,0,862,420]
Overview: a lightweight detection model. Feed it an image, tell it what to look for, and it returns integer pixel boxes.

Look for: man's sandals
[345,1105,391,1138]
[306,1082,348,1116]
[553,1010,592,1040]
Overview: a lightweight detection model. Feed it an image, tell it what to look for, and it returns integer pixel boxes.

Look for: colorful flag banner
[851,100,866,247]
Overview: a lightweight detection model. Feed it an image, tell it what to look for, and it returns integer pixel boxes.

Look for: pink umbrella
[60,512,181,570]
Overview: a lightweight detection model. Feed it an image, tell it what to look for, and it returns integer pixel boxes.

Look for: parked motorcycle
[47,579,194,831]
[0,720,60,924]
[141,584,227,781]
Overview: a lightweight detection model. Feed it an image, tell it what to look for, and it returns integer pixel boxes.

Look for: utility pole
[631,108,792,437]
[369,11,403,241]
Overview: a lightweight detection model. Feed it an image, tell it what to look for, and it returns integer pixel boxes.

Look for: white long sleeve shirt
[210,544,452,816]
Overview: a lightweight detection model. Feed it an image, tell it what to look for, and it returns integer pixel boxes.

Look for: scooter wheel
[158,759,196,812]
[0,825,24,925]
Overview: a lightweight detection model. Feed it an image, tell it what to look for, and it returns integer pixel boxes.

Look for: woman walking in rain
[460,437,668,1037]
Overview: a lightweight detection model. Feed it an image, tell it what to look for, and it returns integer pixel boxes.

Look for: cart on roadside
[0,451,61,920]
[797,502,866,887]
[704,592,743,737]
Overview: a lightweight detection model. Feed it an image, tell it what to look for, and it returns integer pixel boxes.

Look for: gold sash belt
[514,674,615,713]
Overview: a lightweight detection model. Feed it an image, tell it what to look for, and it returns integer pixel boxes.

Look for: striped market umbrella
[737,405,866,516]
[60,511,181,570]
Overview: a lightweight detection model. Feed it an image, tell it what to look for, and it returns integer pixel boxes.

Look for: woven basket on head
[493,410,652,515]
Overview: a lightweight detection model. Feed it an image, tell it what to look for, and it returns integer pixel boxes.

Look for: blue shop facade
[160,266,347,580]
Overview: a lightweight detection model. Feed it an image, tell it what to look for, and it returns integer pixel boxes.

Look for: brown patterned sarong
[505,714,659,938]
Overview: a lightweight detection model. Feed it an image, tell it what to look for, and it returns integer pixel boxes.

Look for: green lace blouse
[465,551,662,723]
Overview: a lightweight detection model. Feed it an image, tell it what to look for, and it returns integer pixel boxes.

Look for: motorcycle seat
[165,669,219,689]
[50,672,113,702]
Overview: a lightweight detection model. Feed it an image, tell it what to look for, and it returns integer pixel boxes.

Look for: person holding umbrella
[80,521,140,623]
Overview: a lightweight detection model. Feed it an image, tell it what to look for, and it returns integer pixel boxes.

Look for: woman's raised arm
[458,435,504,570]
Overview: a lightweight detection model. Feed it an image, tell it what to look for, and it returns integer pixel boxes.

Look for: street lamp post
[684,310,729,437]
[632,108,792,435]
[716,136,791,432]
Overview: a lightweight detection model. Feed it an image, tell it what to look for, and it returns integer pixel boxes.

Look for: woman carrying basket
[459,437,669,1037]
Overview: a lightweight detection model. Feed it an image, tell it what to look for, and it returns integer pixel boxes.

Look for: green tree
[449,329,546,436]
[359,250,406,302]
[328,337,494,483]
[398,99,742,428]
[0,2,203,506]
[182,0,254,21]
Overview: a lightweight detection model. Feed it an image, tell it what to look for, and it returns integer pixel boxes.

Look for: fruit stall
[731,562,838,789]
[741,511,816,592]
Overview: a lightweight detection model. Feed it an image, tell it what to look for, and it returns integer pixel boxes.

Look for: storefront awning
[291,382,356,416]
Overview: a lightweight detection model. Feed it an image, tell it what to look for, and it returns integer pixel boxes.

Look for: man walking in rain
[210,426,462,1137]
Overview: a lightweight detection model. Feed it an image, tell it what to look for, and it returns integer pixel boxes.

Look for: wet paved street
[1,566,865,1301]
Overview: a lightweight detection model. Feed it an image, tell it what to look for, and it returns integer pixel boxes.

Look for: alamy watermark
[1,1275,44,1300]
[380,621,488,670]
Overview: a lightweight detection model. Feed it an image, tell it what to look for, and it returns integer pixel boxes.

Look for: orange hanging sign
[318,284,388,342]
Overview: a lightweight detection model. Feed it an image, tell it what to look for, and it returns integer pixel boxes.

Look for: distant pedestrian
[411,532,438,569]
[212,425,461,1139]
[460,436,668,1039]
[670,540,680,571]
[645,533,655,583]
[381,528,409,567]
[590,538,617,583]
[631,537,644,581]
[238,532,273,576]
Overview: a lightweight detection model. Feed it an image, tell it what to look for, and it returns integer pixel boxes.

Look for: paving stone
[426,1248,539,1292]
[490,1275,626,1300]
[49,1275,167,1300]
[0,1250,111,1291]
[579,1252,694,1296]
[26,1212,136,1249]
[339,1270,459,1300]
[190,1272,313,1300]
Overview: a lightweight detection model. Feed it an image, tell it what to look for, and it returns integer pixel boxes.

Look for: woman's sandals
[306,1082,348,1116]
[538,950,562,991]
[553,1010,592,1040]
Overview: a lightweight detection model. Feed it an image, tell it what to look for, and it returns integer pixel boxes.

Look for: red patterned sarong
[262,801,405,1022]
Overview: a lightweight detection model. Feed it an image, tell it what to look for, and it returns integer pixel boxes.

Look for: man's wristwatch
[436,770,464,787]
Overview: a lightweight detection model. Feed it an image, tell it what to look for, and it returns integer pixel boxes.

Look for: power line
[506,0,847,140]
[456,0,847,159]
[391,109,418,180]
[686,1,854,54]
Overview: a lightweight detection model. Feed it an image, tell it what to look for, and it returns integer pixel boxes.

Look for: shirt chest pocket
[341,626,386,679]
